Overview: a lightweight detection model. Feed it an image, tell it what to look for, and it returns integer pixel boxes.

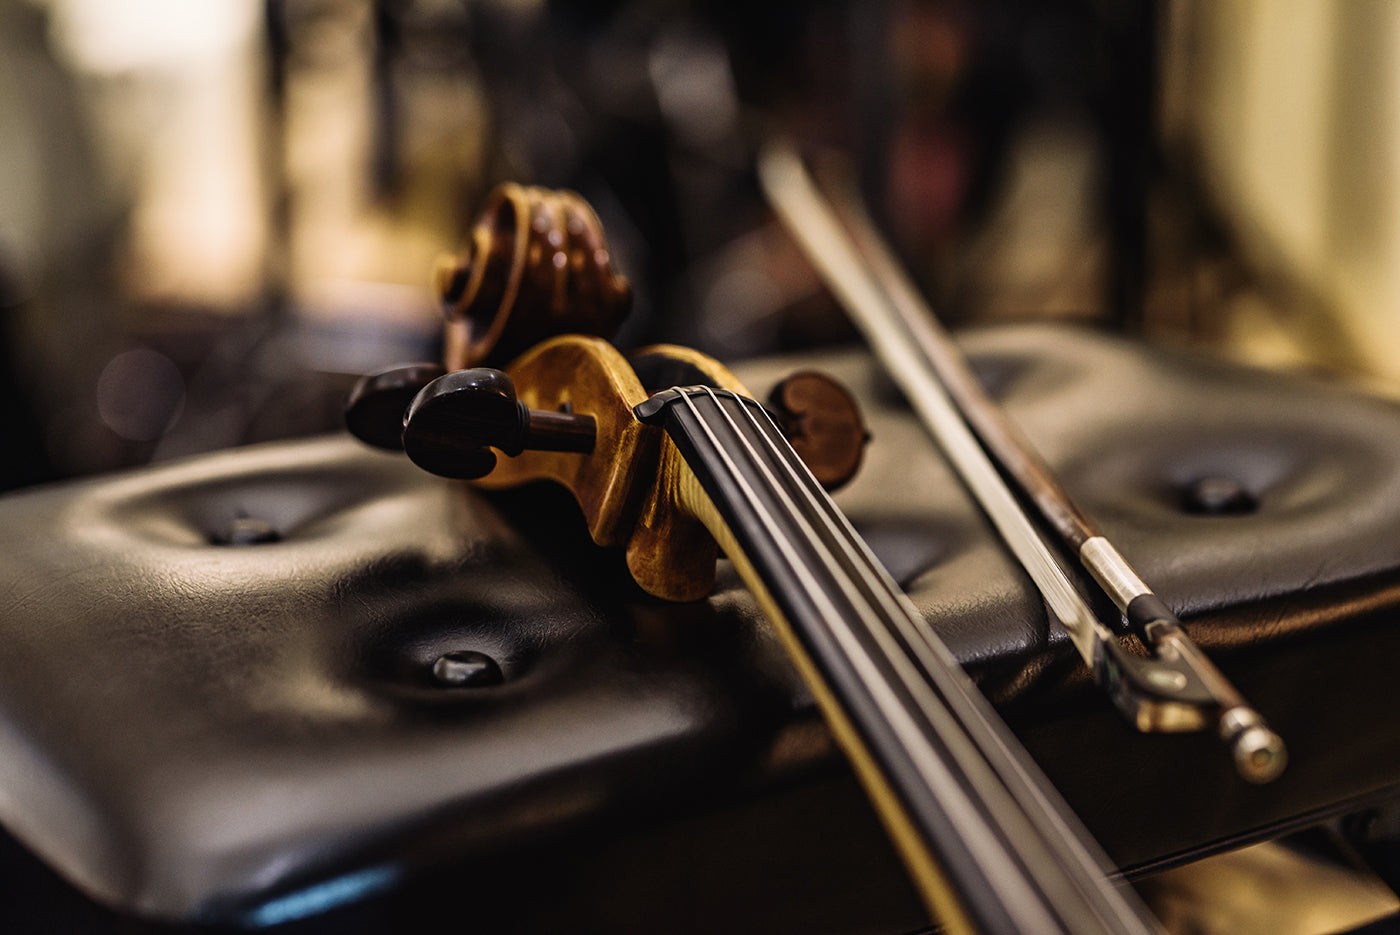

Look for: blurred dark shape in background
[0,0,1381,493]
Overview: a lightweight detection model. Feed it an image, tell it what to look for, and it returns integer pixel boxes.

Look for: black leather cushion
[3,323,1400,927]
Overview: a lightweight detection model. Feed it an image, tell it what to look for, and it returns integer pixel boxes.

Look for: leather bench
[2,323,1398,931]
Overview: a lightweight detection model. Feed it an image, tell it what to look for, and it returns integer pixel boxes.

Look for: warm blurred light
[1167,0,1400,379]
[47,0,259,73]
[1138,839,1399,935]
[45,0,267,310]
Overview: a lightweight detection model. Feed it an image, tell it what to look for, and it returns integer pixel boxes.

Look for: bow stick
[758,144,1286,784]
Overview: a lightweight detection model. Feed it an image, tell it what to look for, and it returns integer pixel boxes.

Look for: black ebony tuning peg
[402,368,596,479]
[345,363,448,450]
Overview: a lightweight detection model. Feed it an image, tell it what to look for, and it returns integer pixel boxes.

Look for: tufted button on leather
[432,650,504,688]
[1182,477,1257,516]
[212,517,281,546]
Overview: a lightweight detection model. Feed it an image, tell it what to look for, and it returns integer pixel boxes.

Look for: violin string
[720,388,1152,929]
[717,390,1021,754]
[760,144,1286,786]
[832,176,1281,775]
[674,392,1004,819]
[677,386,1065,931]
[725,390,1151,929]
[697,388,1020,785]
[692,387,1001,752]
[735,398,974,680]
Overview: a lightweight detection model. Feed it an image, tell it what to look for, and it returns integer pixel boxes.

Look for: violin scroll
[435,184,633,370]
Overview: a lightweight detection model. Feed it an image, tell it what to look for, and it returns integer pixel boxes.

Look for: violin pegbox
[355,336,875,602]
[466,336,657,546]
[344,181,869,602]
[464,335,722,601]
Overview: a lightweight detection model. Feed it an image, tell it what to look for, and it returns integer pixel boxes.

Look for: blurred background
[5,3,1400,932]
[0,0,1396,492]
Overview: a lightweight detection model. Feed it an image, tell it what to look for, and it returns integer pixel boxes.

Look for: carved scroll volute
[435,184,632,371]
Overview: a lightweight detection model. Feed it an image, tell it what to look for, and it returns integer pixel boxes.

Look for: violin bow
[758,143,1286,784]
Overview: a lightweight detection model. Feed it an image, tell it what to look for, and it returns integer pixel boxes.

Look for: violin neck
[637,386,1159,935]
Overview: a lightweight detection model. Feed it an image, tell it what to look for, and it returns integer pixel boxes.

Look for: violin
[346,184,1163,934]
